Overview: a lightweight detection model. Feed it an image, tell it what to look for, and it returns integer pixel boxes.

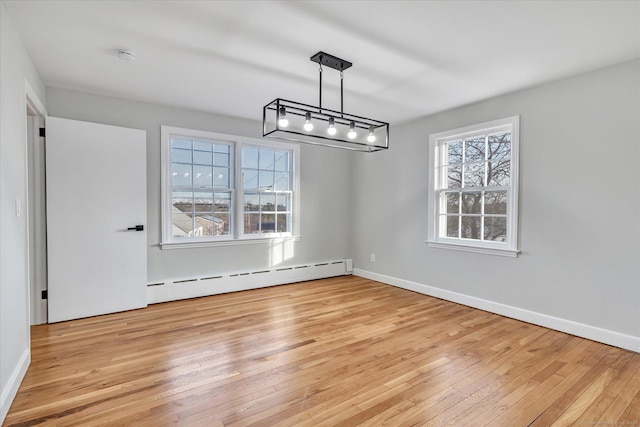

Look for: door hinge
[39,128,46,138]
[41,290,48,300]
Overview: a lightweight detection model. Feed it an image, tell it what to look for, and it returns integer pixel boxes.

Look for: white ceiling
[6,0,640,125]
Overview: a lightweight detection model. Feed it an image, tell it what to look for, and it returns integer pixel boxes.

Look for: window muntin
[161,127,299,246]
[428,116,519,256]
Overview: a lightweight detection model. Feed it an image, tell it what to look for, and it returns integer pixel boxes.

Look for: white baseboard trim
[0,348,30,424]
[148,259,352,304]
[353,268,640,353]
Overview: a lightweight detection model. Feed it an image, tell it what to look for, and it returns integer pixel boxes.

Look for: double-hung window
[427,116,519,257]
[161,126,299,247]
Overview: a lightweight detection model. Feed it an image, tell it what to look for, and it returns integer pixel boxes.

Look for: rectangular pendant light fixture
[263,52,389,152]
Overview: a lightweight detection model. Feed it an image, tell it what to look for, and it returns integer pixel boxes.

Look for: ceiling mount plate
[310,51,352,71]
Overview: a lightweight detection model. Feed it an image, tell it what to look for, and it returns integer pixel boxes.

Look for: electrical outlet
[370,253,376,263]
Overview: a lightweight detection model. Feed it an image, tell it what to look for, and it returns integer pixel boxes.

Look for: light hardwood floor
[4,276,639,426]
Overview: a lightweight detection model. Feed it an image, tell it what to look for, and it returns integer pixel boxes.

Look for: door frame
[25,81,47,325]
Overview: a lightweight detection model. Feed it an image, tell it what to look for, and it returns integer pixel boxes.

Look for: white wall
[0,0,46,422]
[45,88,354,283]
[352,59,640,350]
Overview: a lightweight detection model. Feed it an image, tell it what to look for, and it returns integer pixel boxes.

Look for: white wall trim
[353,268,640,353]
[25,80,47,117]
[0,348,30,423]
[149,259,352,304]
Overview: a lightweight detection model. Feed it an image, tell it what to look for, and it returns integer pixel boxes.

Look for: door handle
[127,225,144,231]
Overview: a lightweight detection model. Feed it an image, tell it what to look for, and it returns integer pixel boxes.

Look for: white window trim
[160,126,300,249]
[426,116,520,257]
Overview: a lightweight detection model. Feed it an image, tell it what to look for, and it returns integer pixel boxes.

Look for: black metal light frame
[263,52,389,152]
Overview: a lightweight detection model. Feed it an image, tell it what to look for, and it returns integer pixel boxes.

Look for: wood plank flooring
[4,276,639,426]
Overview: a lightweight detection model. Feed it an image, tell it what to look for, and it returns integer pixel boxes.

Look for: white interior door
[46,117,147,322]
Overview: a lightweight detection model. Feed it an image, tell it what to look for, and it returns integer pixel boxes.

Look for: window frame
[160,126,300,249]
[427,116,520,257]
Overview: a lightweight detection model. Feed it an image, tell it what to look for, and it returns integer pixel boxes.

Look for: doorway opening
[26,85,47,325]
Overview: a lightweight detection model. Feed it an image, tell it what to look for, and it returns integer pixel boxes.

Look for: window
[161,126,299,248]
[427,116,519,257]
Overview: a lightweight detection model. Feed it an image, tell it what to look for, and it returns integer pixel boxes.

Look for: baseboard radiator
[147,259,353,304]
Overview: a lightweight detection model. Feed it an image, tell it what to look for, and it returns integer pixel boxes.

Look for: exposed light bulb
[327,117,337,136]
[303,112,314,132]
[348,121,357,139]
[367,125,376,143]
[278,106,288,128]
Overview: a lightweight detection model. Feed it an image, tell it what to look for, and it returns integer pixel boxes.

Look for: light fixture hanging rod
[319,63,323,112]
[340,71,344,117]
[312,52,352,116]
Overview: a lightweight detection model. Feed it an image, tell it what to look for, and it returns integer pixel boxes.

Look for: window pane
[193,141,212,152]
[214,192,231,213]
[195,214,215,237]
[213,167,229,188]
[194,192,213,213]
[243,169,258,190]
[171,148,192,164]
[213,213,230,235]
[485,191,507,215]
[462,192,482,214]
[193,150,212,166]
[214,152,229,167]
[461,216,481,240]
[488,132,511,160]
[172,163,192,186]
[243,147,259,169]
[276,213,289,232]
[447,164,462,188]
[275,151,289,171]
[464,137,485,162]
[259,170,274,190]
[487,160,510,187]
[464,162,485,187]
[484,217,507,241]
[446,193,459,214]
[193,165,212,187]
[171,138,191,149]
[172,212,194,238]
[447,140,463,164]
[213,144,230,154]
[261,214,276,233]
[172,191,193,213]
[445,215,459,238]
[261,194,276,212]
[274,172,289,191]
[276,194,290,211]
[244,213,260,234]
[244,193,259,211]
[259,149,275,170]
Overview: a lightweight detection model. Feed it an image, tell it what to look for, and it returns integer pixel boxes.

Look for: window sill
[426,240,519,258]
[161,235,300,250]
